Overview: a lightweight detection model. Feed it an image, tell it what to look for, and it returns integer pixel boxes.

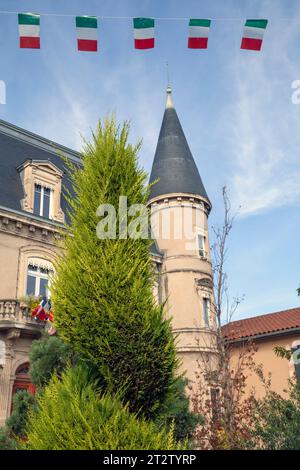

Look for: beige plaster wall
[229,333,300,398]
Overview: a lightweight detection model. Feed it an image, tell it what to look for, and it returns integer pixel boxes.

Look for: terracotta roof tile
[222,307,300,341]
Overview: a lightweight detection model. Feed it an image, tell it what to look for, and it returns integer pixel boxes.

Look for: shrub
[6,390,35,438]
[155,378,202,441]
[29,335,72,387]
[0,428,18,450]
[248,381,300,449]
[24,365,185,450]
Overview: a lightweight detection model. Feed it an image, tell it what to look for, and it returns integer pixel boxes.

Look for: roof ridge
[0,119,81,163]
[223,306,300,341]
[227,306,300,325]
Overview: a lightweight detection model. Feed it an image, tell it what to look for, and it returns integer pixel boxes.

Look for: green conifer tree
[24,365,185,450]
[52,118,178,418]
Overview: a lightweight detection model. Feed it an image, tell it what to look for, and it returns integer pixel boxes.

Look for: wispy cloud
[28,39,161,170]
[226,3,300,216]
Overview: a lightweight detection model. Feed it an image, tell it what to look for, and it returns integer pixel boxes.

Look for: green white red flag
[188,19,211,49]
[133,18,155,49]
[18,13,40,49]
[241,19,268,51]
[76,16,98,51]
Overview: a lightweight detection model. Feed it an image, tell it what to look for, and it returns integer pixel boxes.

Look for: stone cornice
[0,206,66,245]
[148,192,212,214]
[160,268,213,277]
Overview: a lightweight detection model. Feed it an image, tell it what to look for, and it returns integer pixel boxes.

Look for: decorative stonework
[150,192,211,217]
[18,159,65,223]
[0,299,41,324]
[17,245,56,299]
[196,277,214,289]
[0,209,65,245]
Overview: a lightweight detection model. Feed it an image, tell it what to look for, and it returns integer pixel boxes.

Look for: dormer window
[33,184,52,219]
[18,159,64,223]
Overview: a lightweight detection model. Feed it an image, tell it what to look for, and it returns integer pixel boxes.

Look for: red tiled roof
[222,307,300,341]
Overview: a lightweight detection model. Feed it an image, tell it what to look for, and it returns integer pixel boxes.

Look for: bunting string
[0,11,294,20]
[1,11,274,52]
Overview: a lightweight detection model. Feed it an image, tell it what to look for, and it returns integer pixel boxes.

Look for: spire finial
[165,62,174,108]
[166,62,170,87]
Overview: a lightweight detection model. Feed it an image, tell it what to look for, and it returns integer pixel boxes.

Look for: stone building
[0,119,80,426]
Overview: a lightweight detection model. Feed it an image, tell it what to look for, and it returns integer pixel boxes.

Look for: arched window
[26,258,54,297]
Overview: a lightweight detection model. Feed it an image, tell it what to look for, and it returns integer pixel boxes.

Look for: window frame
[202,297,210,327]
[197,232,206,258]
[33,183,53,219]
[26,261,54,298]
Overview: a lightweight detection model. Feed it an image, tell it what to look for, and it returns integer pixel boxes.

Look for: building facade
[0,120,80,426]
[223,307,300,397]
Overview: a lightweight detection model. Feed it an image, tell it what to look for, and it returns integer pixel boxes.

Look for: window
[203,298,209,326]
[33,184,52,219]
[197,234,206,258]
[18,160,65,222]
[26,262,53,297]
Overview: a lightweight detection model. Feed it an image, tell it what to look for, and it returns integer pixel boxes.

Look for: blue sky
[0,0,300,319]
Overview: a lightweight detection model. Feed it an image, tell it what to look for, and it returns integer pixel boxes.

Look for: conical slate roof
[149,87,208,201]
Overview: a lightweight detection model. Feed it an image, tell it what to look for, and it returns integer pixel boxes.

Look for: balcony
[0,300,45,337]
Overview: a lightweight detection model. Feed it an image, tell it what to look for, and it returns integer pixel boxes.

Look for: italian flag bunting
[241,19,268,51]
[188,19,211,49]
[18,13,40,49]
[133,18,155,49]
[76,16,98,52]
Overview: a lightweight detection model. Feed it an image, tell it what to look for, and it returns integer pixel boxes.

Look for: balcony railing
[0,300,36,323]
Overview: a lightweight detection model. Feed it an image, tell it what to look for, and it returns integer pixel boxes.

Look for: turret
[149,87,216,385]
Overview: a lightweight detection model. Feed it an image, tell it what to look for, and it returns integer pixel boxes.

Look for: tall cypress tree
[52,118,178,418]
